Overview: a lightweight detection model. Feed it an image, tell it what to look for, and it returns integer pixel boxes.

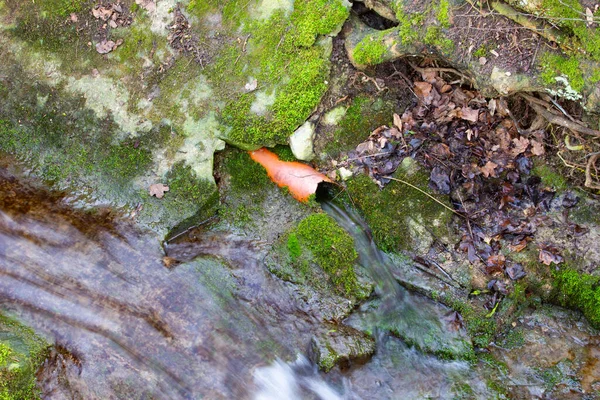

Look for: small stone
[289,121,315,161]
[338,167,353,181]
[244,78,257,92]
[505,71,512,76]
[479,57,487,65]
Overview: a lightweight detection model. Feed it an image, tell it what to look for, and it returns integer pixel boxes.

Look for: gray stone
[289,121,316,161]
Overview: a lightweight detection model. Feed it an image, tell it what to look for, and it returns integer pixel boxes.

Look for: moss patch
[532,163,567,191]
[293,213,361,296]
[551,267,600,329]
[0,314,49,400]
[540,53,585,93]
[344,159,453,253]
[353,33,388,65]
[323,95,396,156]
[205,1,349,148]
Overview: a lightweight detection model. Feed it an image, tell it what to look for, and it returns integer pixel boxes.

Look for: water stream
[0,170,491,399]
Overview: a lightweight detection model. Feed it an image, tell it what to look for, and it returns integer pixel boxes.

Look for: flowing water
[0,169,492,399]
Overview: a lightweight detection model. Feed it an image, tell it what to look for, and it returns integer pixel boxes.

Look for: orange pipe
[249,148,332,202]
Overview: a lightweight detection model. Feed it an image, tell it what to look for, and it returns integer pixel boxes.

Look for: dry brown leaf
[460,107,479,122]
[414,82,432,102]
[149,183,170,199]
[136,0,156,12]
[530,139,545,156]
[393,113,402,131]
[539,249,563,265]
[480,161,498,178]
[511,137,530,156]
[96,40,116,54]
[586,7,594,25]
[92,6,113,20]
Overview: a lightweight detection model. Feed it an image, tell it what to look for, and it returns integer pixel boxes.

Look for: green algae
[0,314,49,400]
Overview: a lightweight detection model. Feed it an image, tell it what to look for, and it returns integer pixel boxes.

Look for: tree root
[520,94,600,137]
[585,153,600,190]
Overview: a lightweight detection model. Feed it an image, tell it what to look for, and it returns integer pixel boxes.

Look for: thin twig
[382,176,467,219]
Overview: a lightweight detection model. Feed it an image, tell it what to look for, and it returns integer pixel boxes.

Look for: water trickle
[0,170,491,399]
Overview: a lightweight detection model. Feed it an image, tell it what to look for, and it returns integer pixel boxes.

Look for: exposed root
[520,94,600,137]
[585,152,600,189]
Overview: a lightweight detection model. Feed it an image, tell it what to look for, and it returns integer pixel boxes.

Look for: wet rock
[289,121,316,161]
[310,324,375,371]
[0,314,49,398]
[491,305,600,399]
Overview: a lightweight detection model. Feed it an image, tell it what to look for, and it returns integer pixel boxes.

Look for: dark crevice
[351,1,398,30]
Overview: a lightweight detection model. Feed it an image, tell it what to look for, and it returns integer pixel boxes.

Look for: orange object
[249,148,332,202]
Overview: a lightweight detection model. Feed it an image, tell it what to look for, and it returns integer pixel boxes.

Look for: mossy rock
[310,324,375,371]
[0,0,353,232]
[0,314,49,399]
[344,157,454,254]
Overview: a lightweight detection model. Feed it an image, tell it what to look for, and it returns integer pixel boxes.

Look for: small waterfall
[320,200,471,358]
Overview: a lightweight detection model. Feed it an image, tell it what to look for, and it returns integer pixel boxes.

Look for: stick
[382,175,467,219]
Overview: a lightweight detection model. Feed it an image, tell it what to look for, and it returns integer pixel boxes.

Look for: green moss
[222,149,272,195]
[216,148,273,227]
[473,45,487,58]
[552,267,600,329]
[36,0,89,17]
[344,159,452,253]
[532,163,567,191]
[436,0,451,28]
[0,314,49,400]
[540,54,585,93]
[287,233,302,259]
[271,145,297,162]
[395,5,424,45]
[294,213,360,296]
[539,0,600,61]
[324,95,396,156]
[447,298,497,349]
[424,26,454,54]
[353,33,388,65]
[317,344,338,372]
[500,327,525,349]
[290,0,349,47]
[207,1,348,148]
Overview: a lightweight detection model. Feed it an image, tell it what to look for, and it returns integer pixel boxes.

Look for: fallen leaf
[539,249,563,265]
[92,6,113,20]
[530,139,545,156]
[506,263,526,280]
[136,0,156,12]
[480,161,498,178]
[430,167,451,194]
[414,81,433,103]
[511,137,530,156]
[96,40,117,54]
[149,183,170,199]
[460,107,479,122]
[485,254,505,274]
[586,7,594,25]
[244,78,258,92]
[393,113,402,131]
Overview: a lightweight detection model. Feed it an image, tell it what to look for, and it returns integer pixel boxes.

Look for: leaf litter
[331,64,591,316]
